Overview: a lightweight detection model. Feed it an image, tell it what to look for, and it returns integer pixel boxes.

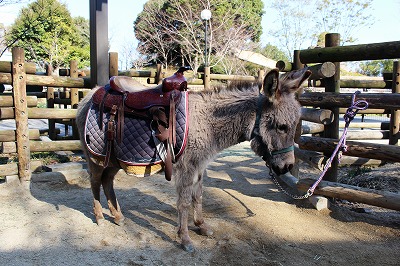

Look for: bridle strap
[271,145,294,156]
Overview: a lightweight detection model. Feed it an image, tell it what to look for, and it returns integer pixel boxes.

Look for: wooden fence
[1,40,399,210]
[276,33,400,211]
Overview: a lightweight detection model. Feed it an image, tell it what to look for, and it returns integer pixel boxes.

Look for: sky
[1,0,399,62]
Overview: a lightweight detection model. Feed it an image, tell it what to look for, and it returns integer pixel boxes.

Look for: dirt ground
[0,142,399,266]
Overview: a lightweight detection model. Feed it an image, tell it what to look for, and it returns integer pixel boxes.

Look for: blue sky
[1,0,399,60]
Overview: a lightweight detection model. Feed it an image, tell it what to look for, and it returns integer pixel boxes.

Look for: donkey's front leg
[175,170,194,252]
[193,172,213,236]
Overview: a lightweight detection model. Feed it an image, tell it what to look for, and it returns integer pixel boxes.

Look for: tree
[0,0,29,6]
[259,43,289,62]
[134,0,264,75]
[315,0,374,45]
[268,0,373,60]
[5,0,90,71]
[358,59,395,77]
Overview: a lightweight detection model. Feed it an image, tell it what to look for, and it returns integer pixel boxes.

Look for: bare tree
[134,0,178,69]
[158,0,255,75]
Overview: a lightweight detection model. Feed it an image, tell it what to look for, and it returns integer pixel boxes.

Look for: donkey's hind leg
[101,167,125,225]
[89,161,106,225]
[193,172,213,236]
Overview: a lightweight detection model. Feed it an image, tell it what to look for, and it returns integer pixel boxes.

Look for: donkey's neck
[190,88,259,152]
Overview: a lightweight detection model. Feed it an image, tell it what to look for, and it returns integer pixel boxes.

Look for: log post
[109,52,118,77]
[155,64,162,84]
[45,64,57,140]
[204,66,211,90]
[389,61,399,145]
[69,60,79,139]
[276,60,292,72]
[12,47,31,181]
[321,33,340,182]
[257,69,265,84]
[292,50,304,177]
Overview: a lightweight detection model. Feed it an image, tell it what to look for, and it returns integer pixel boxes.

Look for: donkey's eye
[277,124,289,133]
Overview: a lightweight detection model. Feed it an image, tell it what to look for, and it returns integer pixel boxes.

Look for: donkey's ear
[262,69,280,101]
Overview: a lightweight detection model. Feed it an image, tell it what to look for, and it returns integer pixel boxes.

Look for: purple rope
[307,91,369,196]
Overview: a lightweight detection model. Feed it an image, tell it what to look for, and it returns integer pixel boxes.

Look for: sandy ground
[0,142,399,266]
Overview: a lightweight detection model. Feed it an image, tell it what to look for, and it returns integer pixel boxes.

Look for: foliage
[134,0,264,74]
[358,59,395,77]
[4,0,90,70]
[259,43,289,62]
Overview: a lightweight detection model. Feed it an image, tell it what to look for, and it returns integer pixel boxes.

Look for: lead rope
[269,91,369,199]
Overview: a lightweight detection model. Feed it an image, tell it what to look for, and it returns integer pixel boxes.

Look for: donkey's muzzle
[271,163,293,176]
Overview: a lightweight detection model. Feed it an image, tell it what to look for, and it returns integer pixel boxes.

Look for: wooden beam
[1,140,82,153]
[299,40,400,64]
[0,129,41,141]
[299,136,400,162]
[312,78,391,89]
[0,61,36,74]
[299,92,400,109]
[0,160,43,176]
[307,62,336,80]
[301,107,333,125]
[0,72,91,88]
[27,108,77,119]
[300,122,324,134]
[118,69,157,78]
[294,146,326,171]
[297,178,400,211]
[345,130,389,140]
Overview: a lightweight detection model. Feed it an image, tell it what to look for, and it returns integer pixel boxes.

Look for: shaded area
[0,142,399,265]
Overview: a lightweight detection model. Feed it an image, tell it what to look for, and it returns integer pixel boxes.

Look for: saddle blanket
[84,90,189,175]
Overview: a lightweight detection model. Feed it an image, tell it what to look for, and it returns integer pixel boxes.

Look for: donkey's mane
[191,80,261,101]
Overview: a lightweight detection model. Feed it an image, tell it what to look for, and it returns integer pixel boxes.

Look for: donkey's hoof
[96,218,106,226]
[181,242,195,253]
[114,216,125,226]
[199,226,213,236]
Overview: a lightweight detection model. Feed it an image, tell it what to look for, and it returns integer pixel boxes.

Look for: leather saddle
[90,67,190,181]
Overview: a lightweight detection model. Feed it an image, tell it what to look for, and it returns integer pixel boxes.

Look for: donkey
[76,68,311,252]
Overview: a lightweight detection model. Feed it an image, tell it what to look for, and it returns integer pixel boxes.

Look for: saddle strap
[104,104,118,167]
[169,93,176,147]
[117,93,126,144]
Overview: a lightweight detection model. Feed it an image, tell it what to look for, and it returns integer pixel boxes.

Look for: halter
[250,93,294,163]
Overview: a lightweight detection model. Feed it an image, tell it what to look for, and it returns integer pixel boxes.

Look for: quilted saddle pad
[84,91,189,167]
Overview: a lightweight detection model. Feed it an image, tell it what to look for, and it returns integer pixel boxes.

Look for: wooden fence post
[46,64,57,140]
[109,52,118,77]
[12,47,31,181]
[322,33,340,182]
[70,60,80,139]
[204,66,211,90]
[292,50,304,177]
[389,61,400,145]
